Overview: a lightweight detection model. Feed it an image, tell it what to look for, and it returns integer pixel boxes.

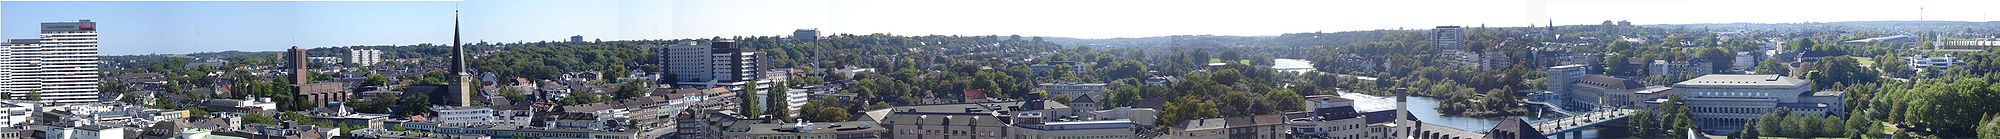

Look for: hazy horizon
[5,0,1996,55]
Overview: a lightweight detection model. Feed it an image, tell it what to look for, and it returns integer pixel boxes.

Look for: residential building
[0,100,34,128]
[1648,60,1712,77]
[570,35,584,43]
[1286,95,1369,139]
[348,49,381,66]
[1733,52,1757,71]
[1672,74,1842,133]
[46,125,123,139]
[2,20,103,104]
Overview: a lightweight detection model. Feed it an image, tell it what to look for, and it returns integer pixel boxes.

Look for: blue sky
[5,0,1997,55]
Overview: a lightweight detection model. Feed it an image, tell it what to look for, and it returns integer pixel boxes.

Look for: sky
[3,0,1996,55]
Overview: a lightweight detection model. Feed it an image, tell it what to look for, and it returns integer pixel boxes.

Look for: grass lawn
[1852,56,1875,68]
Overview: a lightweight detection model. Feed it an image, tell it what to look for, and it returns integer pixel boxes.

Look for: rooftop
[1673,74,1807,87]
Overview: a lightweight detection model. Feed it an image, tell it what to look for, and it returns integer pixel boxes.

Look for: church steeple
[448,10,474,107]
[452,10,467,77]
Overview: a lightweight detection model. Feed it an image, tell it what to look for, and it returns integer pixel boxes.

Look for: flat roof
[1674,74,1806,87]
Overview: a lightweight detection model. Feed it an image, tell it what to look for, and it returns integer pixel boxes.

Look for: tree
[1754,58,1789,75]
[189,108,210,117]
[1160,97,1218,127]
[1263,89,1306,113]
[395,91,432,117]
[362,74,389,87]
[244,113,279,125]
[1821,116,1844,137]
[1803,57,1876,90]
[1694,47,1734,72]
[1980,114,2000,139]
[1211,69,1244,85]
[614,82,647,99]
[1740,121,1761,138]
[766,82,791,120]
[24,91,39,101]
[1757,108,1789,137]
[1106,61,1148,81]
[1604,53,1636,76]
[739,86,763,118]
[1631,108,1658,137]
[499,88,527,102]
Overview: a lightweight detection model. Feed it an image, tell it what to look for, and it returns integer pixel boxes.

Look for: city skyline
[6,0,2000,55]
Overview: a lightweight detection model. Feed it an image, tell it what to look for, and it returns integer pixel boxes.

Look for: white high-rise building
[3,20,102,104]
[661,40,764,94]
[348,49,382,66]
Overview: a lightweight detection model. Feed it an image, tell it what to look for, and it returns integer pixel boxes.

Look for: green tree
[1980,114,2000,139]
[1211,69,1244,85]
[767,82,791,120]
[739,86,763,118]
[244,113,279,125]
[613,82,647,99]
[362,74,389,87]
[1694,47,1734,72]
[1604,53,1637,76]
[1802,57,1876,90]
[1757,108,1789,137]
[1755,58,1789,75]
[1740,121,1760,138]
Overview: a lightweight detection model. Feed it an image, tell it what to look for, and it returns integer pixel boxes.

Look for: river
[1338,89,1631,138]
[1284,58,1628,138]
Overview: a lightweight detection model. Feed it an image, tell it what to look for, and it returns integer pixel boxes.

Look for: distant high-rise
[2,20,103,104]
[348,49,381,66]
[792,29,819,42]
[570,35,584,43]
[1432,26,1479,69]
[1431,26,1464,51]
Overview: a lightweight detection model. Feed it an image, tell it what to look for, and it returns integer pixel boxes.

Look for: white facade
[3,20,102,104]
[0,100,36,128]
[1672,74,1822,133]
[1544,64,1587,94]
[348,49,382,66]
[430,106,495,127]
[663,40,766,94]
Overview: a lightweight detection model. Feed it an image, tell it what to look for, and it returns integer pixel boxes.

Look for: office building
[1672,74,1843,133]
[429,106,495,127]
[570,35,584,43]
[1544,64,1587,94]
[2,20,103,104]
[662,40,764,94]
[348,49,381,66]
[1571,75,1670,107]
